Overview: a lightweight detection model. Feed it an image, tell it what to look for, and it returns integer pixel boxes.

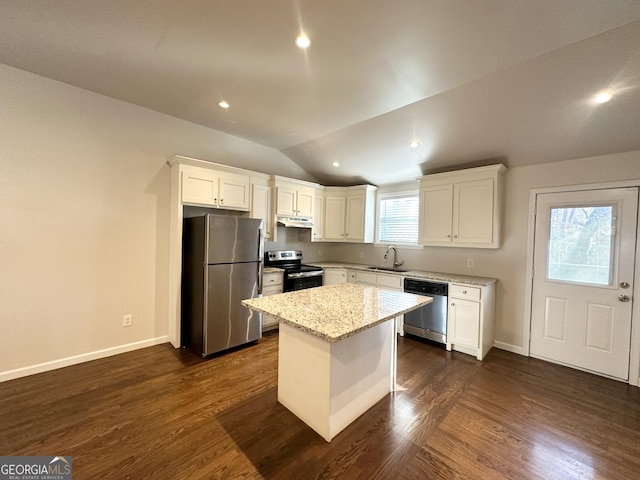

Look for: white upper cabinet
[181,166,250,211]
[273,177,316,217]
[418,164,505,248]
[323,191,347,241]
[323,185,377,243]
[311,187,325,242]
[250,176,273,240]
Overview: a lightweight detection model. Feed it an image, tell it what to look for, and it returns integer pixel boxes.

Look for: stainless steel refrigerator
[181,215,263,357]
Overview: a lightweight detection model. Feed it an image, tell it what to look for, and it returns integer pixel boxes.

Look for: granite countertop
[242,283,431,343]
[263,267,284,274]
[309,262,497,287]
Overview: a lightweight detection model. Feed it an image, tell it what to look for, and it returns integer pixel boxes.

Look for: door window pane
[547,206,613,285]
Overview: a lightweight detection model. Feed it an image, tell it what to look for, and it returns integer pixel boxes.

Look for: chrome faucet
[384,245,404,269]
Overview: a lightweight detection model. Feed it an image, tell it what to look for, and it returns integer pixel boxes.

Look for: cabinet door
[251,184,272,239]
[182,169,219,206]
[296,187,314,216]
[312,191,324,241]
[419,184,453,245]
[324,194,346,240]
[323,269,347,285]
[354,271,377,286]
[450,298,480,348]
[219,173,250,211]
[345,192,365,242]
[376,274,402,290]
[453,178,494,245]
[276,186,297,215]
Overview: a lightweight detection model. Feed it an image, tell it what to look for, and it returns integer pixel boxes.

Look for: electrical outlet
[122,314,133,327]
[467,259,474,268]
[359,251,364,259]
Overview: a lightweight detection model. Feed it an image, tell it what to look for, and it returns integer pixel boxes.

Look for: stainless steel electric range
[264,250,323,292]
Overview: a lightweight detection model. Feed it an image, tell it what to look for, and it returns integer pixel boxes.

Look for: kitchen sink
[366,266,408,273]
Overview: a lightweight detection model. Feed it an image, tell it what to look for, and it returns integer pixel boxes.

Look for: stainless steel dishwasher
[403,278,448,344]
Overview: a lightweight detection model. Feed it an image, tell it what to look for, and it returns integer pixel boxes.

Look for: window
[376,191,419,245]
[547,205,614,285]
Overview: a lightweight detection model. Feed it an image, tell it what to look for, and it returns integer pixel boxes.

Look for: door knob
[620,282,630,289]
[618,295,630,302]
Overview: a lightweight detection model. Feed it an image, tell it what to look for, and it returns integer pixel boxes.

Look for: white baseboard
[493,341,527,356]
[0,336,170,383]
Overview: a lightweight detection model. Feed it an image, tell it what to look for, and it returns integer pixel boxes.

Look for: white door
[530,188,638,380]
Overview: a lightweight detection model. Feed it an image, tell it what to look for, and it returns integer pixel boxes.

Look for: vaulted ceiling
[2,1,640,185]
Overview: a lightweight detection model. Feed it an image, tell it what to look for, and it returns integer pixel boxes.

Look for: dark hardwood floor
[2,332,639,479]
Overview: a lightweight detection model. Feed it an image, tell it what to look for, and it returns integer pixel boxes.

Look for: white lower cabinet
[261,270,283,331]
[446,283,495,360]
[323,269,347,285]
[354,271,404,334]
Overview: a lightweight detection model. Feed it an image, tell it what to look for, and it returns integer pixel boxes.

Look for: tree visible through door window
[547,205,614,285]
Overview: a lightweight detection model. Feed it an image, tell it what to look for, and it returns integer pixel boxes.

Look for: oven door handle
[288,270,324,279]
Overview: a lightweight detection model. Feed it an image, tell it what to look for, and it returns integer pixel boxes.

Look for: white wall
[3,61,640,379]
[0,64,314,379]
[327,151,640,352]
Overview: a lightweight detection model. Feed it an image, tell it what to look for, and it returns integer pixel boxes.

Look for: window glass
[547,205,614,285]
[377,192,419,244]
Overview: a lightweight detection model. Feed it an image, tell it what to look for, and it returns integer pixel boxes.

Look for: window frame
[375,190,423,248]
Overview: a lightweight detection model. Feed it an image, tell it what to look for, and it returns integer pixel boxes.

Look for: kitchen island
[242,283,431,441]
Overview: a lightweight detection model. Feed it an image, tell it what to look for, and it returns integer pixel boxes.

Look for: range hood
[276,215,314,228]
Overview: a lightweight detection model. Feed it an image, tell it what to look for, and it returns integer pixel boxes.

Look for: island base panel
[278,321,395,442]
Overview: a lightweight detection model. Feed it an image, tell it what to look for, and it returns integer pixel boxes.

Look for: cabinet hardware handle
[451,303,455,306]
[220,199,224,204]
[214,198,218,203]
[620,282,630,289]
[447,234,451,238]
[453,235,458,239]
[462,290,467,294]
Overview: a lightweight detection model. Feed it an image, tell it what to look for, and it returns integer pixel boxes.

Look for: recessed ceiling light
[593,91,612,104]
[332,161,340,167]
[409,140,420,149]
[218,100,230,109]
[296,33,311,49]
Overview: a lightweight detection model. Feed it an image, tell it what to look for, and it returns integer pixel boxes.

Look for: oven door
[283,273,323,292]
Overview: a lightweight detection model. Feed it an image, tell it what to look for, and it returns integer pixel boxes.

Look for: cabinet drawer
[355,271,377,285]
[262,285,283,296]
[377,274,402,290]
[450,284,481,301]
[263,273,283,286]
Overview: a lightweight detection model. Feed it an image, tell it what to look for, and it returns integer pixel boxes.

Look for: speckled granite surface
[242,284,431,342]
[263,267,284,274]
[309,262,497,287]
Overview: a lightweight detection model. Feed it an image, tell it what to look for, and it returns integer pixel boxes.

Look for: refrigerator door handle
[258,224,264,295]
